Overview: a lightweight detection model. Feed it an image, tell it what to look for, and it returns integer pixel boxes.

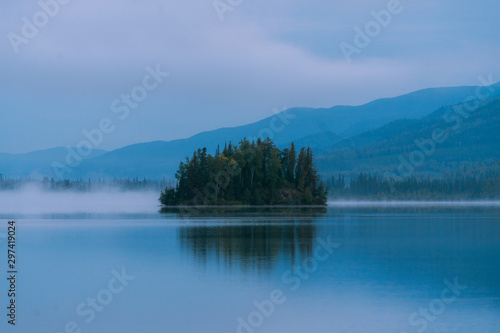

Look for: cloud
[0,0,499,153]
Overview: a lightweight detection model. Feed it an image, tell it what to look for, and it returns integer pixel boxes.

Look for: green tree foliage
[159,139,328,206]
[325,172,500,200]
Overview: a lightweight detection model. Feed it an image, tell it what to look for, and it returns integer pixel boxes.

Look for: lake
[1,202,499,333]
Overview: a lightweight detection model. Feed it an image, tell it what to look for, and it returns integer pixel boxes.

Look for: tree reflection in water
[161,207,327,274]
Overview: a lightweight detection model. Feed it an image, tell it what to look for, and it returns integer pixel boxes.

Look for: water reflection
[10,206,500,333]
[167,207,327,274]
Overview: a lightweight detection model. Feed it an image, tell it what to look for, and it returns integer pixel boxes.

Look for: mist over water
[2,187,500,216]
[0,186,160,215]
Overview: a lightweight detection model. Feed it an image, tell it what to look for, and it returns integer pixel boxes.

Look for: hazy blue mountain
[0,147,107,179]
[69,84,500,180]
[291,131,341,150]
[316,97,500,178]
[1,83,498,179]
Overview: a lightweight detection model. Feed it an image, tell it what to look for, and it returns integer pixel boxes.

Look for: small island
[159,138,328,206]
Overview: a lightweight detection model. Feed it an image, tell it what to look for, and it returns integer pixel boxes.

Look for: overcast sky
[1,0,499,153]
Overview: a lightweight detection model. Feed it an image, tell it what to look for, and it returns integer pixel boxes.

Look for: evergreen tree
[159,141,328,206]
[287,142,297,184]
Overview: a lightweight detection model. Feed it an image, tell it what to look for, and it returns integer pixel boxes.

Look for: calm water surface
[1,205,499,333]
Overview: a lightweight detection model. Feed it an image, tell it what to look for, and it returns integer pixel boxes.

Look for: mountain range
[316,96,500,178]
[1,82,499,180]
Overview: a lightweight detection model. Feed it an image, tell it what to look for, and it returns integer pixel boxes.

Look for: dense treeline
[326,173,500,199]
[159,138,328,206]
[0,175,173,192]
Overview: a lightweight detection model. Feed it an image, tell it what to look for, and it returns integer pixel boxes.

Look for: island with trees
[159,138,328,206]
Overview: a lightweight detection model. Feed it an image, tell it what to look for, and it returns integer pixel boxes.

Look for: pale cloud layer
[1,0,499,153]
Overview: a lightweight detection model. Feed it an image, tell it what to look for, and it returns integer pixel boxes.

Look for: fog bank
[0,186,160,215]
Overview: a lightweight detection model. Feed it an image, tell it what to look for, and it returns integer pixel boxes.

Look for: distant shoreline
[327,200,500,207]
